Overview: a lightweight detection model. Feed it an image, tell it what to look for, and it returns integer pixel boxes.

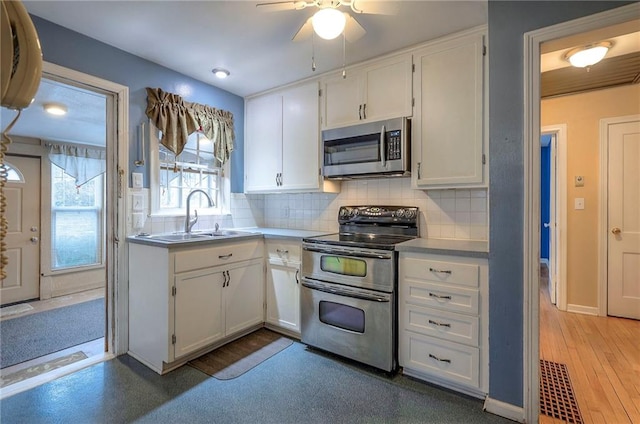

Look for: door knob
[30,237,39,243]
[611,227,621,235]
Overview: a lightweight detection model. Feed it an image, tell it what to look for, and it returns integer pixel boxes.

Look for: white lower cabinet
[399,252,488,398]
[128,239,264,374]
[265,240,301,335]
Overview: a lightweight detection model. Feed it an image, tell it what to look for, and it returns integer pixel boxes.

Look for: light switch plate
[132,172,143,189]
[132,194,144,211]
[574,198,585,210]
[132,212,145,229]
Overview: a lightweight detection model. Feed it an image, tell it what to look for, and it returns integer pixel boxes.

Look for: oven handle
[301,278,391,303]
[302,246,392,260]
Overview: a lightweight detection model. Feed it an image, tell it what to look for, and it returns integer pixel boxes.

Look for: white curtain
[48,144,106,187]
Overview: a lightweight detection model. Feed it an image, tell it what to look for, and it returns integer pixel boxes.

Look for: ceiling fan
[256,0,398,42]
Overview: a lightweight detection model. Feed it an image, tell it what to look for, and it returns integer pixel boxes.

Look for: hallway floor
[539,271,640,423]
[0,340,514,424]
[0,289,105,388]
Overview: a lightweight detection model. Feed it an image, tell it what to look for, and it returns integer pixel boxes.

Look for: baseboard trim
[567,304,599,316]
[483,397,524,423]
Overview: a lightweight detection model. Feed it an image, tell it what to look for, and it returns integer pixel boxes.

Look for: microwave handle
[380,125,386,167]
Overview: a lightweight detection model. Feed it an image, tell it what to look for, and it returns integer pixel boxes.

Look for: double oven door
[300,242,397,372]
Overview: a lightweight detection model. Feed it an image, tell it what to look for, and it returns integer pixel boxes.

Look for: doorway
[0,63,128,397]
[524,4,640,423]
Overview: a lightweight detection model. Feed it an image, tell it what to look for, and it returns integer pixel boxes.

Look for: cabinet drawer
[403,304,479,346]
[401,332,479,388]
[402,280,479,315]
[266,241,301,263]
[403,257,479,288]
[174,240,262,273]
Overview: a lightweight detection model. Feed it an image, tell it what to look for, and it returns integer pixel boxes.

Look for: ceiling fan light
[43,102,68,116]
[312,8,346,40]
[565,42,612,68]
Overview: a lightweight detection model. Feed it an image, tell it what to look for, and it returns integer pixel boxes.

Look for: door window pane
[320,255,367,277]
[319,301,365,333]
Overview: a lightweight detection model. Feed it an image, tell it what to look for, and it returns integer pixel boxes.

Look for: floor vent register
[539,359,584,424]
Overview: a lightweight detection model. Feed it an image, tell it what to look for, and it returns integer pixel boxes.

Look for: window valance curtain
[48,143,106,187]
[145,87,235,164]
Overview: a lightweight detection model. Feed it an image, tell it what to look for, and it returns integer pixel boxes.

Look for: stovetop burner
[303,205,419,250]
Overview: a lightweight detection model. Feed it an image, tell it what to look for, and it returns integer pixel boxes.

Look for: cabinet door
[245,93,282,192]
[363,54,413,122]
[413,32,485,187]
[321,71,363,129]
[281,82,321,191]
[174,268,224,359]
[224,260,264,335]
[266,260,300,333]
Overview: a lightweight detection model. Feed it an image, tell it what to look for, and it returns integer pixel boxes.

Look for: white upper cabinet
[245,81,340,194]
[321,54,413,129]
[412,28,487,188]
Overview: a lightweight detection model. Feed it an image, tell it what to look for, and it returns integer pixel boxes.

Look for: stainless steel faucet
[184,189,214,233]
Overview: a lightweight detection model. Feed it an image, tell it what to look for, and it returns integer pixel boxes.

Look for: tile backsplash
[130,178,488,241]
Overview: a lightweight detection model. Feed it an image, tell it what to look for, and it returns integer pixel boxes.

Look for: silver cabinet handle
[429,292,452,300]
[218,253,233,259]
[429,267,452,274]
[429,353,451,364]
[428,319,451,328]
[380,125,386,168]
[417,162,421,179]
[276,249,289,254]
[359,104,362,120]
[295,269,299,285]
[226,270,230,287]
[222,271,228,287]
[363,103,366,119]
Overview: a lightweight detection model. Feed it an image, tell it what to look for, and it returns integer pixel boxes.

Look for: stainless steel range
[301,205,419,372]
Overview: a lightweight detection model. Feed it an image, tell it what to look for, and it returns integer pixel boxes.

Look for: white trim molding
[42,62,130,357]
[483,397,525,423]
[541,124,567,311]
[598,114,640,317]
[522,4,640,424]
[567,304,599,316]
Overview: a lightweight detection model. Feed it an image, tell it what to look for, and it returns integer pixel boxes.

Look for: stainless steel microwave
[322,117,411,179]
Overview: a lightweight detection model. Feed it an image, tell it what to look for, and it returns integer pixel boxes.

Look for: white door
[607,119,640,320]
[1,155,41,305]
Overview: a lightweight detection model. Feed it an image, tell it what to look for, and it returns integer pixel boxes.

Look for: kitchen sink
[134,229,259,245]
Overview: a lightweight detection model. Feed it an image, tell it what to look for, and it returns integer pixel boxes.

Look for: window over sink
[149,123,229,216]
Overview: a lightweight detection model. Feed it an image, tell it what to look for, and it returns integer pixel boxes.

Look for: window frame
[49,163,106,272]
[149,121,229,217]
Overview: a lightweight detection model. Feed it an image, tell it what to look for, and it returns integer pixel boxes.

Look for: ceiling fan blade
[349,0,399,15]
[292,17,313,42]
[344,14,366,43]
[256,0,314,12]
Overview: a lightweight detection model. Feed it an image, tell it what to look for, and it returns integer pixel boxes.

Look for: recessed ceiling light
[212,68,230,79]
[564,41,613,68]
[43,102,68,116]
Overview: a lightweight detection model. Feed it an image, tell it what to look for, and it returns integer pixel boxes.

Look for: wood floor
[539,273,640,424]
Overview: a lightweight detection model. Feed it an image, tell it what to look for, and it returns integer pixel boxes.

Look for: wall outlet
[132,212,145,229]
[132,194,144,211]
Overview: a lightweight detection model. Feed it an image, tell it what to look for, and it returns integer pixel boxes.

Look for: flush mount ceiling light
[43,102,68,116]
[564,41,613,68]
[212,68,230,79]
[312,8,346,40]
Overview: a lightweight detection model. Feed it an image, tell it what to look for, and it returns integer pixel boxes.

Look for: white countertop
[396,238,489,258]
[235,227,334,240]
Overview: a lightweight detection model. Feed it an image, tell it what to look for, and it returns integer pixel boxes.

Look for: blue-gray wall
[487,0,635,407]
[31,15,245,193]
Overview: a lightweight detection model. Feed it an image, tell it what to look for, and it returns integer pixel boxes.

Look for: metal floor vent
[540,359,584,424]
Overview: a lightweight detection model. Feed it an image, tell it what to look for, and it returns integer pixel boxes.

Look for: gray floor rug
[0,298,104,369]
